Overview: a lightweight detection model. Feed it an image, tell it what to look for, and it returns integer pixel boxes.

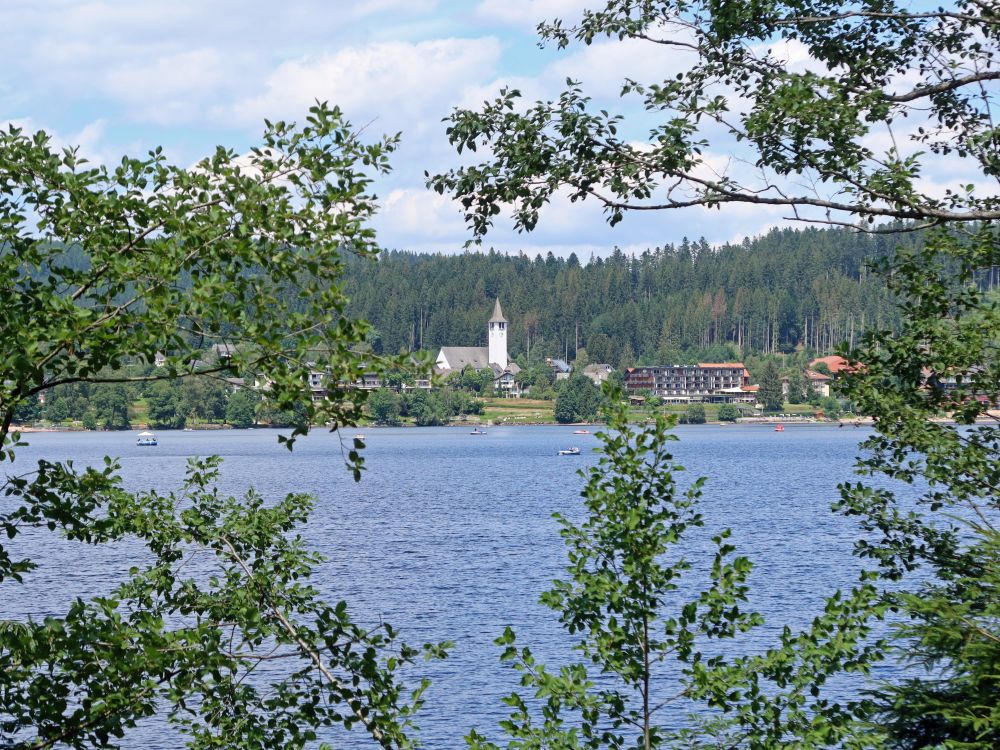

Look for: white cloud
[474,0,592,27]
[377,188,468,245]
[227,38,503,134]
[0,2,449,125]
[0,116,114,166]
[546,34,697,100]
[102,49,241,125]
[70,120,113,165]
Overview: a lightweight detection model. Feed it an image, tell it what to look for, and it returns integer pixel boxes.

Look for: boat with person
[136,431,158,446]
[558,447,581,456]
[470,428,487,435]
[573,429,590,435]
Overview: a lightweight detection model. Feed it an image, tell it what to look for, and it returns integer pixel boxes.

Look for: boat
[470,428,487,435]
[573,429,590,435]
[774,424,784,432]
[353,433,366,440]
[136,431,158,446]
[558,447,581,456]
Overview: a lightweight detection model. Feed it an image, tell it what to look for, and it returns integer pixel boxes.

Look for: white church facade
[435,298,523,396]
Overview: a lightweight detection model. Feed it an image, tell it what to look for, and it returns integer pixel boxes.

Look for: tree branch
[219,535,397,749]
[884,71,1000,103]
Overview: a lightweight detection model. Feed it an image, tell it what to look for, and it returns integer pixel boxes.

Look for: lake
[3,424,898,747]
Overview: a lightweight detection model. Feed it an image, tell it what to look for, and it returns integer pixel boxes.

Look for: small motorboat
[470,428,487,435]
[573,429,590,435]
[558,447,581,456]
[136,431,158,446]
[353,433,366,440]
[774,424,785,432]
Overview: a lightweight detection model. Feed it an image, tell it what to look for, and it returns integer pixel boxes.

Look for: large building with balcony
[624,363,755,403]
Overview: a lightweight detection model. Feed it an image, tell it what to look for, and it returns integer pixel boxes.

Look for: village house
[782,369,832,399]
[545,357,572,381]
[582,363,614,386]
[809,355,854,376]
[805,369,832,397]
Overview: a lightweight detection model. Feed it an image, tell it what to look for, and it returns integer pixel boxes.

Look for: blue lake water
[3,424,902,747]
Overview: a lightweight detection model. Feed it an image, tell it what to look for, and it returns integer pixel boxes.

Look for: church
[435,298,523,396]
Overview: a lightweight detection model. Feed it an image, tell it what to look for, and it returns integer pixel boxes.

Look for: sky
[0,1,971,258]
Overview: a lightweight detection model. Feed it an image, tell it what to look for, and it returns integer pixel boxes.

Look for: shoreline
[12,411,996,435]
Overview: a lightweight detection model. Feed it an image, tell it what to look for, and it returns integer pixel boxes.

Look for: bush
[717,404,740,422]
[367,388,402,425]
[554,374,602,424]
[821,396,841,419]
[681,403,706,424]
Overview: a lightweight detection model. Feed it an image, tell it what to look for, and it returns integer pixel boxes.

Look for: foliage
[717,403,740,422]
[341,228,905,364]
[0,458,444,749]
[393,388,483,426]
[554,374,602,424]
[25,372,275,431]
[837,227,1000,749]
[756,360,784,413]
[224,389,258,429]
[176,377,229,424]
[449,367,496,394]
[91,384,132,430]
[680,402,706,424]
[145,381,185,429]
[821,396,842,420]
[432,2,996,234]
[0,105,440,748]
[368,388,403,426]
[469,392,883,749]
[428,1,1000,745]
[0,102,400,459]
[787,369,807,405]
[399,390,445,426]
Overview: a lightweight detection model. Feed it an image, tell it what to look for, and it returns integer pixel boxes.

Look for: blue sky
[0,1,973,258]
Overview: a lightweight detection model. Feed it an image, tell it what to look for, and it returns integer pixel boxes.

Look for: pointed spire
[489,297,508,323]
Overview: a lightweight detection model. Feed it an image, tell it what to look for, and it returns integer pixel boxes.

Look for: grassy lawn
[655,403,755,421]
[636,401,823,422]
[130,399,149,426]
[478,397,555,424]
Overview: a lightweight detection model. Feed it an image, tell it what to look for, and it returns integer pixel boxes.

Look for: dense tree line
[19,361,264,430]
[366,387,484,426]
[340,226,933,366]
[36,226,999,376]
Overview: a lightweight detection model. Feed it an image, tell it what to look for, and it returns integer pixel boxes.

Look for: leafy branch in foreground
[837,226,1000,749]
[431,0,1000,745]
[469,391,884,749]
[431,0,999,238]
[1,457,447,749]
[0,102,410,467]
[0,104,440,748]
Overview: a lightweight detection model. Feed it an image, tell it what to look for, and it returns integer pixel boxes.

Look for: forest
[341,225,922,366]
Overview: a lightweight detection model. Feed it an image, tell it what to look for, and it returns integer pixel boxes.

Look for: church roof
[438,346,490,371]
[489,298,508,323]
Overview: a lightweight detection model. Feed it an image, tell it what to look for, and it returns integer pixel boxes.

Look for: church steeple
[488,298,508,367]
[489,298,507,324]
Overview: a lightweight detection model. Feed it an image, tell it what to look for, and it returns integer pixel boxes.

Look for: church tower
[488,298,508,368]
